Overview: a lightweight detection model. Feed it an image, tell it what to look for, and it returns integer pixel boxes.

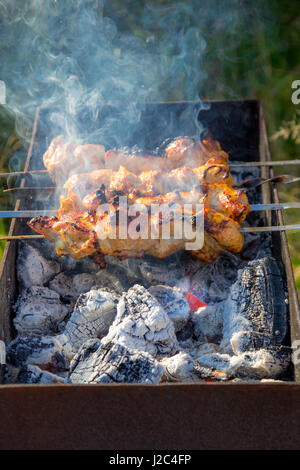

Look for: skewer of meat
[43,136,230,184]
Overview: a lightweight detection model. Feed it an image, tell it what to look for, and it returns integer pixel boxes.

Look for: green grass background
[0,0,299,292]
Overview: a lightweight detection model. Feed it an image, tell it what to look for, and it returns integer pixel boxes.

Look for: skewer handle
[0,235,44,240]
[230,159,300,167]
[0,170,48,178]
[240,224,300,233]
[0,210,57,218]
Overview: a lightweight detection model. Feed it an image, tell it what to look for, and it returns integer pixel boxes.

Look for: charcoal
[193,363,230,381]
[69,339,164,384]
[104,285,179,357]
[14,286,70,336]
[94,267,132,294]
[160,351,195,382]
[49,268,130,301]
[195,346,291,380]
[230,331,274,354]
[241,231,272,261]
[4,364,66,384]
[6,335,69,371]
[49,272,98,301]
[189,252,242,303]
[17,241,60,289]
[63,289,119,351]
[221,257,288,353]
[192,302,224,343]
[176,319,195,342]
[148,285,190,332]
[231,347,291,379]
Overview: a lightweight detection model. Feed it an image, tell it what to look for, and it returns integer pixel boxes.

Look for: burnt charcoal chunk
[195,346,291,380]
[222,257,288,353]
[5,364,65,384]
[148,285,190,332]
[17,241,60,289]
[63,289,119,350]
[6,335,68,371]
[230,331,274,354]
[160,352,195,382]
[104,285,179,357]
[189,251,242,303]
[192,302,224,343]
[69,339,163,384]
[193,363,230,381]
[14,286,70,336]
[49,272,98,301]
[176,319,195,342]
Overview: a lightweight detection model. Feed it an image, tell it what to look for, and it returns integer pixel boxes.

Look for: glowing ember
[184,292,207,312]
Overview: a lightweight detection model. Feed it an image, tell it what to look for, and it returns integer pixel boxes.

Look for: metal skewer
[236,174,300,189]
[3,173,300,198]
[239,224,300,233]
[0,234,44,240]
[0,210,57,218]
[229,159,300,167]
[1,223,300,240]
[0,158,300,180]
[0,169,48,178]
[0,202,299,219]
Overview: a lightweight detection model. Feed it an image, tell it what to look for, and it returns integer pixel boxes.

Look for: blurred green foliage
[0,0,299,290]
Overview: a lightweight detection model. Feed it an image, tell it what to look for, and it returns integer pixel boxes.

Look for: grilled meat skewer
[28,135,251,265]
[43,135,230,184]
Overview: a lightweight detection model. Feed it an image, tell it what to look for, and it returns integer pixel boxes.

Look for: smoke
[0,0,275,150]
[0,0,207,147]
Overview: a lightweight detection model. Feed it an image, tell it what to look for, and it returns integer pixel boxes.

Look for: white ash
[195,346,290,380]
[4,363,66,384]
[221,257,288,354]
[181,341,220,361]
[191,302,224,343]
[148,285,190,332]
[62,289,119,351]
[6,335,70,371]
[160,351,196,382]
[17,241,60,289]
[69,339,164,384]
[13,286,70,336]
[230,331,274,355]
[103,285,179,357]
